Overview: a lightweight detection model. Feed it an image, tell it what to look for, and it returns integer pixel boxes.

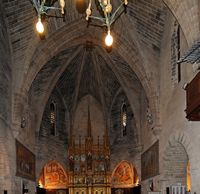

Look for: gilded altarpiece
[68,135,111,194]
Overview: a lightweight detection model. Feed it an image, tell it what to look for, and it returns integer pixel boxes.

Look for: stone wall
[0,0,11,124]
[157,7,200,194]
[0,0,14,193]
[73,95,105,139]
[36,87,69,180]
[109,89,142,179]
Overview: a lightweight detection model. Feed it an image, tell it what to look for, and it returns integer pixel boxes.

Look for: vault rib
[92,50,108,130]
[71,47,87,127]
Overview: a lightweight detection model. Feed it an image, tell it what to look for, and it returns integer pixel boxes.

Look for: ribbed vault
[29,42,144,135]
[7,0,199,136]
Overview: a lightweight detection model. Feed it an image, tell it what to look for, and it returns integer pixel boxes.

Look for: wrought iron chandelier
[30,0,65,34]
[30,0,128,46]
[85,0,128,46]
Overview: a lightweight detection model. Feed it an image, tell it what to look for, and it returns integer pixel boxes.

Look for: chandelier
[85,0,128,46]
[30,0,128,46]
[31,0,65,34]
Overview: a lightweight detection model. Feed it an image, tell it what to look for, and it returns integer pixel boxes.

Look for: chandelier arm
[45,13,64,18]
[43,5,61,11]
[103,10,111,31]
[89,0,92,9]
[89,15,106,22]
[98,0,105,10]
[110,2,124,25]
[30,0,40,12]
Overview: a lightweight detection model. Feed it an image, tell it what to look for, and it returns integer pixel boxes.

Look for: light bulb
[103,0,107,6]
[86,8,92,20]
[59,0,65,14]
[105,3,112,13]
[36,18,44,34]
[105,31,113,46]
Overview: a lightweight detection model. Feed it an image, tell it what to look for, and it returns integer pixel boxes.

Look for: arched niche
[163,140,191,190]
[38,160,68,189]
[111,160,139,188]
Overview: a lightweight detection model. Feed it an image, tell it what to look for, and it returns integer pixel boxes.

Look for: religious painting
[42,161,68,189]
[141,141,159,180]
[111,161,134,188]
[16,139,35,181]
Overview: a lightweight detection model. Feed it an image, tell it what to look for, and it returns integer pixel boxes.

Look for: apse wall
[73,95,105,140]
[36,88,69,179]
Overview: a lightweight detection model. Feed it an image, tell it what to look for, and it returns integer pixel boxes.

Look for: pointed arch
[121,102,127,137]
[38,160,68,189]
[111,160,139,188]
[162,131,193,188]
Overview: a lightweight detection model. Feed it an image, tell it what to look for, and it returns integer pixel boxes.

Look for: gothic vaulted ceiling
[3,0,190,129]
[30,43,143,117]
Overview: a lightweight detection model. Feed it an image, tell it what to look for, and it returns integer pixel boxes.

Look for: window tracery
[50,101,56,136]
[121,102,127,137]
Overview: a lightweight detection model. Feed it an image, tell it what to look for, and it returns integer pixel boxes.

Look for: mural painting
[111,161,134,188]
[39,161,68,189]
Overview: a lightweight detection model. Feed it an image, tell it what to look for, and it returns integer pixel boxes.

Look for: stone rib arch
[162,0,199,45]
[30,45,83,135]
[14,19,159,138]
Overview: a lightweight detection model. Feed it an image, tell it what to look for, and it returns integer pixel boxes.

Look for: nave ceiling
[1,0,199,137]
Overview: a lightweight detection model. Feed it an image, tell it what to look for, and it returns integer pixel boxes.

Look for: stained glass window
[121,103,127,136]
[50,101,56,136]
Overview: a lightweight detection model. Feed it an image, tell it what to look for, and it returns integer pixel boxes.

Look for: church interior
[0,0,200,194]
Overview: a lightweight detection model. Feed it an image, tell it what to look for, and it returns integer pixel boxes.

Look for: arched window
[121,102,127,136]
[50,101,56,136]
[171,21,181,84]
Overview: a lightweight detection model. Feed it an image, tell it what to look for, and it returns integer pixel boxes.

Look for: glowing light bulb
[59,0,65,14]
[103,0,108,6]
[36,18,44,34]
[105,3,112,13]
[86,8,92,20]
[105,31,113,46]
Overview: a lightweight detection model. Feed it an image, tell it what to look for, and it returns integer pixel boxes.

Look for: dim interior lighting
[86,0,128,46]
[38,180,44,188]
[59,0,65,14]
[36,17,44,33]
[30,0,127,45]
[30,0,65,35]
[105,30,113,46]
